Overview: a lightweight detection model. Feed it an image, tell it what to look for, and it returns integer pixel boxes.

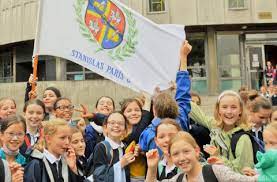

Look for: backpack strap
[176,173,185,182]
[230,129,246,159]
[202,164,218,182]
[0,159,5,182]
[101,140,114,166]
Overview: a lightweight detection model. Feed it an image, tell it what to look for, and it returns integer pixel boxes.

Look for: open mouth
[111,129,121,132]
[223,115,234,119]
[130,116,139,120]
[9,142,20,148]
[178,160,190,168]
[30,120,40,123]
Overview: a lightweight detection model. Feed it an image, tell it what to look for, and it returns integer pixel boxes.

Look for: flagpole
[30,55,38,99]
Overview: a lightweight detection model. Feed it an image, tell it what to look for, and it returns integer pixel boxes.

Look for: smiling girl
[20,99,45,155]
[120,98,153,181]
[0,115,26,165]
[154,118,182,180]
[92,111,135,182]
[145,131,257,182]
[42,87,62,120]
[0,98,16,120]
[84,96,115,157]
[190,90,254,173]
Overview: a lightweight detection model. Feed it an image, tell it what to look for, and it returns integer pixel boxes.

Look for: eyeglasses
[4,132,25,139]
[56,105,74,111]
[107,121,125,127]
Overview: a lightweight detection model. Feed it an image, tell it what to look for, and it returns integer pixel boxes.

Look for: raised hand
[65,146,77,174]
[28,74,38,85]
[77,119,86,133]
[203,145,219,156]
[179,40,192,71]
[180,40,192,58]
[146,149,159,168]
[77,104,94,119]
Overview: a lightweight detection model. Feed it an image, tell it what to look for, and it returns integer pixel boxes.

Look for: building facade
[1,0,277,112]
[141,0,277,94]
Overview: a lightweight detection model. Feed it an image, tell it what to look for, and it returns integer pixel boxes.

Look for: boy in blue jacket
[139,40,192,153]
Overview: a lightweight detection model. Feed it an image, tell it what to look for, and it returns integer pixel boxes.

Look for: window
[228,0,247,9]
[217,34,242,91]
[66,61,104,80]
[149,0,165,12]
[0,51,13,83]
[187,33,208,94]
[15,41,56,82]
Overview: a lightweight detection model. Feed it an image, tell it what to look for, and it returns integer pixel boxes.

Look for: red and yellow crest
[85,0,126,49]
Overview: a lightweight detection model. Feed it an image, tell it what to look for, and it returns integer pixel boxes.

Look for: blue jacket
[139,71,191,152]
[84,113,107,158]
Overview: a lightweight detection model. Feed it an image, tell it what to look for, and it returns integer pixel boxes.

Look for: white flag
[34,0,184,94]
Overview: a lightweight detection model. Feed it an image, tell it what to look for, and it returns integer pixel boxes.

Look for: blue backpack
[230,129,265,164]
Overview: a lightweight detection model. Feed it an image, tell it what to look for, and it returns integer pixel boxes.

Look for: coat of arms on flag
[74,0,138,61]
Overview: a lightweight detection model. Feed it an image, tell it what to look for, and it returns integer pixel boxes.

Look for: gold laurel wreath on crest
[74,0,138,61]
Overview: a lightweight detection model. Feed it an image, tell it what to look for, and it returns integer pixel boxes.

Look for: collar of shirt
[90,122,103,134]
[252,126,263,133]
[105,137,124,149]
[26,129,40,138]
[43,149,62,164]
[160,157,177,175]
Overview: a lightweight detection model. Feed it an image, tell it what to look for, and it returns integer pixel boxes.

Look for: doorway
[264,45,277,86]
[246,44,277,89]
[246,44,265,90]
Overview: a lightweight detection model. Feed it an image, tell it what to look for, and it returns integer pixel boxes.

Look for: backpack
[87,140,114,177]
[0,159,5,182]
[230,129,265,164]
[176,164,218,182]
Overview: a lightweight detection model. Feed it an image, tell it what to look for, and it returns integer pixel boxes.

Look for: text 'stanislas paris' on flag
[34,0,185,94]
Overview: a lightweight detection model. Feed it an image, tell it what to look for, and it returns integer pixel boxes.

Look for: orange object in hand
[129,145,135,153]
[126,141,136,154]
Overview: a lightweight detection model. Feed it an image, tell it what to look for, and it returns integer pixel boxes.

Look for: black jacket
[24,150,84,182]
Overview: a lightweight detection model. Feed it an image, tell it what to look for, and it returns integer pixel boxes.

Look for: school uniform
[157,158,180,181]
[76,156,88,177]
[0,159,12,182]
[251,126,264,142]
[24,149,84,182]
[271,94,277,106]
[20,129,41,156]
[92,137,130,182]
[84,113,106,158]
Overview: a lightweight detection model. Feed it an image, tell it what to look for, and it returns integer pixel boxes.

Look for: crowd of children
[0,40,277,182]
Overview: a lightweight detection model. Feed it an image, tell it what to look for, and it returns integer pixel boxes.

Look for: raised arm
[175,40,192,131]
